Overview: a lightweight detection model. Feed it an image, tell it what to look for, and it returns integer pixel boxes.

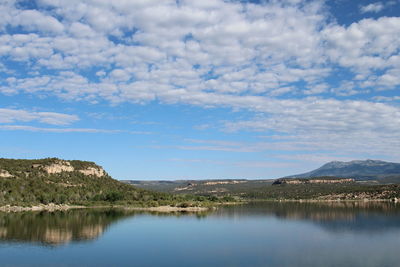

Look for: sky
[0,0,400,180]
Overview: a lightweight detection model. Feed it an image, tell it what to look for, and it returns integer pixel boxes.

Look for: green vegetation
[0,158,221,207]
[126,177,400,201]
[3,157,399,206]
[124,179,274,196]
[244,183,400,200]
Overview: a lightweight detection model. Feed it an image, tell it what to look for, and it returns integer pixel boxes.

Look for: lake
[1,201,400,267]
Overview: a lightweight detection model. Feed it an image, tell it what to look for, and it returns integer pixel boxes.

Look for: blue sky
[0,0,399,180]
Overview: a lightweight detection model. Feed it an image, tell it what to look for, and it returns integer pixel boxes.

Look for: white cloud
[0,0,396,102]
[221,98,400,158]
[0,0,396,101]
[276,154,357,164]
[0,108,79,125]
[0,0,15,31]
[0,0,399,160]
[323,17,400,69]
[0,125,116,133]
[373,96,400,102]
[0,125,152,135]
[12,9,64,34]
[0,0,331,98]
[360,2,385,13]
[323,16,400,91]
[68,22,97,38]
[109,69,131,82]
[224,99,400,134]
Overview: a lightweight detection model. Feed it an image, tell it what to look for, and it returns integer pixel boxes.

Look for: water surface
[1,202,400,267]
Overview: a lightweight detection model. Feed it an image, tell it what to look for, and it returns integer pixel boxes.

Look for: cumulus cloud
[0,0,331,99]
[0,0,397,101]
[0,0,399,160]
[12,9,64,34]
[323,16,400,90]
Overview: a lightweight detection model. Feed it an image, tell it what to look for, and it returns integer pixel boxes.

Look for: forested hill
[0,158,204,206]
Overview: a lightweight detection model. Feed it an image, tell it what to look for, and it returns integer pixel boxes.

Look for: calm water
[1,202,400,267]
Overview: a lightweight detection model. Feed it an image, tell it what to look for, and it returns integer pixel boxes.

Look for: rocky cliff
[30,159,106,177]
[0,158,107,179]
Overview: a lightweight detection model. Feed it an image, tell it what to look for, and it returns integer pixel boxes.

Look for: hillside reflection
[0,208,210,246]
[0,209,137,246]
[2,201,400,246]
[215,201,400,233]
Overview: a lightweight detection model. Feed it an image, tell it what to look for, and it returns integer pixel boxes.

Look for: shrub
[104,191,124,202]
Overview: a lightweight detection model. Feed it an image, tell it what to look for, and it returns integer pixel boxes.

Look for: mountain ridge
[285,159,400,181]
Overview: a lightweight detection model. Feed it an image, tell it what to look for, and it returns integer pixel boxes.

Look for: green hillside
[0,158,215,207]
[124,177,400,201]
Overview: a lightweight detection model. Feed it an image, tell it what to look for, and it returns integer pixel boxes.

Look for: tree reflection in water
[0,208,210,246]
[0,209,135,246]
[1,201,400,246]
[212,201,400,233]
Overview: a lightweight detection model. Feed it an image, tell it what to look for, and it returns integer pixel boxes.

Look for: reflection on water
[0,208,210,246]
[214,201,400,232]
[1,202,400,246]
[2,202,400,267]
[0,209,134,245]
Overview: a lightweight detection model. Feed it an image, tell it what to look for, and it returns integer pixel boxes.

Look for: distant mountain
[286,160,400,181]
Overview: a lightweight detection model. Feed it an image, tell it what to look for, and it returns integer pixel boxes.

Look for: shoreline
[246,198,398,203]
[0,203,213,213]
[1,198,397,213]
[123,205,211,212]
[0,204,86,213]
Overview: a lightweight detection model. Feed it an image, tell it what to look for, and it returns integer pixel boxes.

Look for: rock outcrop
[31,159,105,177]
[79,167,105,177]
[0,170,13,178]
[41,161,75,174]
